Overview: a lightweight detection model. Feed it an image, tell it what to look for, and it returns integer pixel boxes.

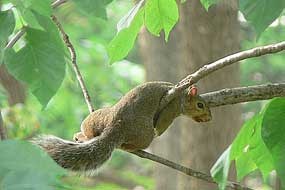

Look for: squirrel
[33,81,211,172]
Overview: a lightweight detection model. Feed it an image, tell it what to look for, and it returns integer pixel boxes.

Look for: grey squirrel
[33,82,211,172]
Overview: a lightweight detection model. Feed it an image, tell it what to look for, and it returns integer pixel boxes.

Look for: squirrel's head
[181,86,212,122]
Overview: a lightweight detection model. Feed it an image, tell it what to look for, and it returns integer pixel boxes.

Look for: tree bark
[0,65,26,105]
[139,0,241,189]
[139,25,185,190]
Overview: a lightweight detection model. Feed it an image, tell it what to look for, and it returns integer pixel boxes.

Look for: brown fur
[33,82,211,171]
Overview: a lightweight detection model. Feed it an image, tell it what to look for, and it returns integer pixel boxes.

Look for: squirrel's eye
[197,102,204,109]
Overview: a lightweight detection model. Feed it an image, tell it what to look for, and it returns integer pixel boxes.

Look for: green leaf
[4,14,67,107]
[214,112,274,186]
[11,0,52,16]
[230,115,259,160]
[107,9,144,64]
[117,0,144,32]
[71,0,114,19]
[144,0,179,41]
[261,98,285,187]
[210,146,231,190]
[239,0,285,38]
[3,170,57,190]
[200,0,219,10]
[11,0,52,30]
[0,10,15,63]
[235,154,257,181]
[0,140,66,190]
[231,114,274,180]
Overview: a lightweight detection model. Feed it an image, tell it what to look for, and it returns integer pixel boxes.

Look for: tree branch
[5,28,26,48]
[163,41,285,106]
[132,150,253,190]
[5,0,68,49]
[201,83,285,107]
[51,15,95,113]
[51,0,67,8]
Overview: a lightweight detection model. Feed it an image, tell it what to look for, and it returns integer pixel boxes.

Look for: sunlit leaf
[210,146,231,190]
[144,0,179,41]
[262,98,285,187]
[117,0,144,32]
[108,9,144,64]
[235,153,257,181]
[230,115,259,160]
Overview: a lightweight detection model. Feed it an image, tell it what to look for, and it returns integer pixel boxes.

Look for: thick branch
[201,83,285,107]
[51,15,94,113]
[163,41,285,105]
[132,150,253,190]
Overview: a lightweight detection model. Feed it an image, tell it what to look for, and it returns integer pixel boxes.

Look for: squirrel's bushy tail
[32,128,123,172]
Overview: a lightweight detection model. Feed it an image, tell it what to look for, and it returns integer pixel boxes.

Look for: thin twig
[163,41,285,106]
[132,150,253,190]
[51,0,67,9]
[5,0,68,49]
[5,28,26,48]
[201,83,285,107]
[0,110,7,140]
[51,15,94,113]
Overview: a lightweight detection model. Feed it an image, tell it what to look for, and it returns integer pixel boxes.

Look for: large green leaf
[212,112,275,188]
[0,10,15,63]
[235,153,257,181]
[240,0,285,38]
[11,0,52,17]
[117,0,144,32]
[4,14,67,107]
[230,115,259,160]
[107,9,144,64]
[262,98,285,187]
[71,0,113,19]
[11,0,52,30]
[0,140,66,190]
[200,0,220,10]
[232,114,274,180]
[210,146,231,190]
[144,0,179,41]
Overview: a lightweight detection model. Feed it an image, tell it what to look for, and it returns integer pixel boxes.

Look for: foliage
[0,140,67,190]
[239,0,285,38]
[0,10,15,63]
[211,98,285,189]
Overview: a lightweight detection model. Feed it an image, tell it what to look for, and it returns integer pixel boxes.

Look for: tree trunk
[139,0,241,189]
[139,25,186,190]
[0,65,26,105]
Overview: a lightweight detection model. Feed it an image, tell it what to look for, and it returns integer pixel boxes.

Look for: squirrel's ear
[188,86,198,96]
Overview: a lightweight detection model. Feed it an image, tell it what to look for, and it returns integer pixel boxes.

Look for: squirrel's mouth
[193,114,212,122]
